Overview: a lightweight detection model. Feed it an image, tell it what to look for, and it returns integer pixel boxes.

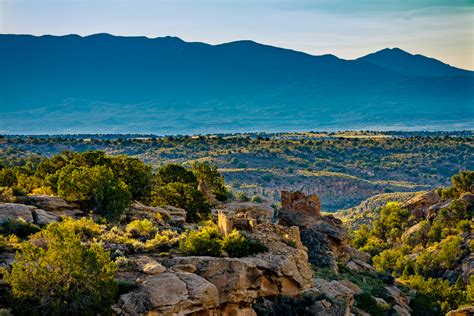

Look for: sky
[1,0,473,70]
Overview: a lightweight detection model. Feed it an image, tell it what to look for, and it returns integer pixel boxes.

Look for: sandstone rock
[116,271,219,315]
[128,202,187,224]
[446,306,474,316]
[33,208,61,225]
[401,221,431,246]
[281,191,321,217]
[17,194,81,216]
[0,202,35,223]
[461,254,474,282]
[401,190,440,219]
[0,202,60,226]
[306,278,358,316]
[346,259,376,273]
[143,262,166,275]
[172,263,197,273]
[385,286,411,316]
[222,202,274,223]
[249,223,313,294]
[343,246,371,263]
[164,205,187,223]
[299,216,350,270]
[279,191,321,228]
[165,256,261,305]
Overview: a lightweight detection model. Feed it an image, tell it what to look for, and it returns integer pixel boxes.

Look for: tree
[3,220,117,315]
[152,182,210,222]
[191,161,228,201]
[111,156,153,202]
[57,165,131,218]
[155,164,197,186]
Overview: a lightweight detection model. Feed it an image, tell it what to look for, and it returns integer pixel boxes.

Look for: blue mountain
[0,34,472,134]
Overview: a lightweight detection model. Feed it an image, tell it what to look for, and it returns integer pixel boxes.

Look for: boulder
[306,278,359,316]
[248,223,313,296]
[346,259,376,273]
[33,208,61,225]
[116,271,219,315]
[401,190,440,219]
[401,221,431,246]
[299,216,350,270]
[0,202,35,223]
[17,194,81,216]
[165,256,262,305]
[0,202,59,225]
[385,286,411,316]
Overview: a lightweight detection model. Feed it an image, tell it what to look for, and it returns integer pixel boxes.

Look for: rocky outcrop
[216,202,275,236]
[221,202,274,224]
[385,286,411,316]
[128,202,186,224]
[400,190,440,219]
[17,194,81,217]
[305,278,360,316]
[278,192,368,271]
[279,191,321,227]
[116,271,220,316]
[114,222,313,315]
[0,202,60,226]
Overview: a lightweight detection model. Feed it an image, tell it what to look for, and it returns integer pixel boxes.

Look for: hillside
[0,34,473,134]
[1,131,472,212]
[341,171,474,314]
[0,148,472,315]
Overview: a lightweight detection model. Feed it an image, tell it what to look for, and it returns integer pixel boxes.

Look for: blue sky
[1,0,473,69]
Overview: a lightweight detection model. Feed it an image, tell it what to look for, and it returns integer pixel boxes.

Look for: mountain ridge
[0,33,473,134]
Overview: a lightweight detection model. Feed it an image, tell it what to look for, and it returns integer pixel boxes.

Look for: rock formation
[0,202,60,226]
[113,222,313,315]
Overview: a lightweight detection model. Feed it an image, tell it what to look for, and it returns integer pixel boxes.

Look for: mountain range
[0,33,473,134]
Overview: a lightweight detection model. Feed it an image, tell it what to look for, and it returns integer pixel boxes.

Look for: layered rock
[400,190,440,219]
[114,222,313,315]
[128,202,186,224]
[0,202,60,225]
[220,202,274,224]
[17,194,81,217]
[278,191,367,271]
[279,191,321,227]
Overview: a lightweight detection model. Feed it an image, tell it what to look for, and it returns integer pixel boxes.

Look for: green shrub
[236,192,250,202]
[3,221,117,315]
[111,156,153,202]
[0,219,40,239]
[57,216,102,239]
[145,229,181,252]
[57,164,131,218]
[404,274,467,313]
[179,223,223,256]
[152,182,210,222]
[222,230,253,257]
[155,164,197,186]
[354,293,388,316]
[126,219,157,238]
